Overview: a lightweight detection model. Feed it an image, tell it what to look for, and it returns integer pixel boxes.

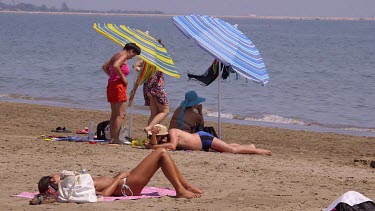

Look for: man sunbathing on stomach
[38,148,202,199]
[145,124,272,156]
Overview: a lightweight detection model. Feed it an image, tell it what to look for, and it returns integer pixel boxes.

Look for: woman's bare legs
[126,148,202,198]
[211,138,272,156]
[144,96,169,132]
[229,143,255,148]
[169,157,203,194]
[109,101,127,143]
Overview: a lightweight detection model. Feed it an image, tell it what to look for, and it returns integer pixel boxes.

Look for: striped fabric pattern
[128,61,156,106]
[172,15,269,85]
[93,23,179,78]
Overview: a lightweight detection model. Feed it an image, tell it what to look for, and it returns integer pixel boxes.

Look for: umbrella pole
[128,68,137,139]
[217,61,224,139]
[129,103,133,138]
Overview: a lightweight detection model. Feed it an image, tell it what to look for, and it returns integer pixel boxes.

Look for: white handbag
[57,170,97,203]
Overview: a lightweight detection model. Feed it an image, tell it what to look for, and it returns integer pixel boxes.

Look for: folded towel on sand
[13,187,176,201]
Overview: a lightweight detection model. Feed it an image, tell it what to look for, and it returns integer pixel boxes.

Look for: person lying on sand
[38,148,203,199]
[145,124,272,156]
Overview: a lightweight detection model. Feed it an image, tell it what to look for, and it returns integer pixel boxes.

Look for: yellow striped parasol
[93,23,179,78]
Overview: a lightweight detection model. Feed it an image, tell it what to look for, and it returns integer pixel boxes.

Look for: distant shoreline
[1,10,374,21]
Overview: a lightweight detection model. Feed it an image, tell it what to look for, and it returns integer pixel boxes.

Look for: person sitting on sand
[145,124,272,156]
[169,90,205,133]
[37,148,202,199]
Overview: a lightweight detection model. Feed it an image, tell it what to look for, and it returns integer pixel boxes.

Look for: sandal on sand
[29,194,56,205]
[51,127,72,133]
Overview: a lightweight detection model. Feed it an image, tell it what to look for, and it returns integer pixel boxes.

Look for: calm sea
[0,13,374,137]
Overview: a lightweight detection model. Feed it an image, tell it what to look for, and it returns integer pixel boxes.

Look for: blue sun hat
[178,91,206,130]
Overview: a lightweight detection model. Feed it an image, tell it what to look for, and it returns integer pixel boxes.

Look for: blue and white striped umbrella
[172,15,269,85]
[172,15,270,138]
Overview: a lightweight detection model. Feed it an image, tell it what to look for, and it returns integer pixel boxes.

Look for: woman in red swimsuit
[102,43,141,144]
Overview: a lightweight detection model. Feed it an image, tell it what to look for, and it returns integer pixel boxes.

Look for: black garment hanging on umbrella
[188,59,233,86]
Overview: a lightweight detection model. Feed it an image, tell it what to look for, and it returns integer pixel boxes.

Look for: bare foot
[257,149,272,156]
[144,127,151,134]
[108,141,119,145]
[108,140,126,146]
[176,189,202,199]
[186,185,204,194]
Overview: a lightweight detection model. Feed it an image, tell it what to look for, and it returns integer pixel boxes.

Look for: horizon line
[1,10,374,21]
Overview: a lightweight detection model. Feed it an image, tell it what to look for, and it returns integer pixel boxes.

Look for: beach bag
[104,124,127,141]
[57,170,97,203]
[335,201,375,211]
[203,126,218,138]
[96,120,110,140]
[194,124,218,138]
[324,191,375,211]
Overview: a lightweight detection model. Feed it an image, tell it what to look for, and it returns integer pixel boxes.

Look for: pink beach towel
[12,187,176,201]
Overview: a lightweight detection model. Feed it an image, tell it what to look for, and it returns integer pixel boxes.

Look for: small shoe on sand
[29,194,56,205]
[51,127,71,133]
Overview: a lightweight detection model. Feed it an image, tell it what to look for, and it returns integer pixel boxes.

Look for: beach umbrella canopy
[172,15,268,84]
[93,23,179,78]
[172,15,269,137]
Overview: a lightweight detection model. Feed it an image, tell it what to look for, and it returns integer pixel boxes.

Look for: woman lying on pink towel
[37,148,203,200]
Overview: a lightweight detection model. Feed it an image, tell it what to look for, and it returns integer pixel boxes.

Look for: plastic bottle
[88,120,95,142]
[79,164,87,174]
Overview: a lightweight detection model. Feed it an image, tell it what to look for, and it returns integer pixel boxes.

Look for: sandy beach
[1,101,374,210]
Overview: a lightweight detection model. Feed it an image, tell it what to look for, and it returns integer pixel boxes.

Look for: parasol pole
[128,103,133,138]
[217,60,224,139]
[128,66,137,139]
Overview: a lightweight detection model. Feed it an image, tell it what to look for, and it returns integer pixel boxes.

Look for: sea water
[0,13,374,137]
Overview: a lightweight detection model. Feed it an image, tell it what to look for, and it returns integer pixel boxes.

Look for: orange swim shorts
[107,80,127,103]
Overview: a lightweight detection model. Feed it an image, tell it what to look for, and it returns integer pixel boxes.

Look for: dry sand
[0,101,374,210]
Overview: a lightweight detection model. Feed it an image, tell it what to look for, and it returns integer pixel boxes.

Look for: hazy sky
[5,0,375,18]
